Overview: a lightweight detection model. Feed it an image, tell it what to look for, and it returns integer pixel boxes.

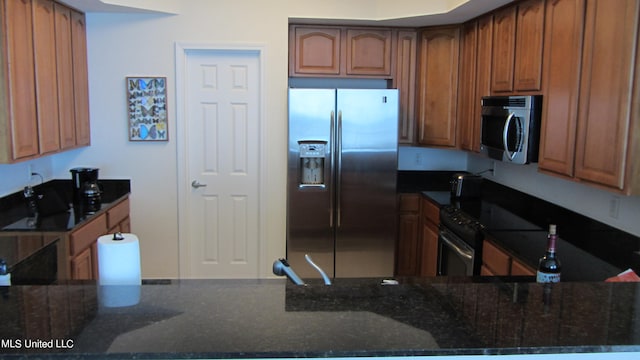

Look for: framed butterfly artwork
[126,76,168,141]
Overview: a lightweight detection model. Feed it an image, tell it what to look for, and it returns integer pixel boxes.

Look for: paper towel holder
[113,232,125,241]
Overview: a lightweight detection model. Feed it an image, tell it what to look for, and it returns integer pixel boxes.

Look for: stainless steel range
[437,206,484,276]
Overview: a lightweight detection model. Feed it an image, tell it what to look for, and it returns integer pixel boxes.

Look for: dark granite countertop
[0,279,639,358]
[0,180,131,233]
[419,190,622,281]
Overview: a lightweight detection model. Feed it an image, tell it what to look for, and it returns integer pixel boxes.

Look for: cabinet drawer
[399,194,420,212]
[69,214,107,256]
[107,198,129,229]
[421,197,440,225]
[482,240,510,275]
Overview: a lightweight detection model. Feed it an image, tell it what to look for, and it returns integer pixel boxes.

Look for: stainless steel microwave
[480,95,542,164]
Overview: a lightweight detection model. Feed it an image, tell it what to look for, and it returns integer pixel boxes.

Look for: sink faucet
[272,255,332,285]
[304,254,331,285]
[272,258,305,285]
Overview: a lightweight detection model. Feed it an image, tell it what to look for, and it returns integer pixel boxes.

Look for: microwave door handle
[502,112,517,160]
[440,230,473,260]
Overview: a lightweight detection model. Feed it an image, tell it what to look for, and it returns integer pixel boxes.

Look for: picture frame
[126,76,168,141]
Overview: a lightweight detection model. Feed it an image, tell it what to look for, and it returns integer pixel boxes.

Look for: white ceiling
[58,0,514,27]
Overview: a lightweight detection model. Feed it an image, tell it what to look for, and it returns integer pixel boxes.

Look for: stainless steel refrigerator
[287,88,398,279]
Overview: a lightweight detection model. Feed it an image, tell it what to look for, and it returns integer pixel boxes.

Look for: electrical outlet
[27,164,33,181]
[609,197,620,219]
[490,161,496,177]
[415,153,423,165]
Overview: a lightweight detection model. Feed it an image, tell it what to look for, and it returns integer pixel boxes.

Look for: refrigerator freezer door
[287,89,336,278]
[335,89,398,277]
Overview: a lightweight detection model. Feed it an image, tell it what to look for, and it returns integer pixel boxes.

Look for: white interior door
[180,48,261,278]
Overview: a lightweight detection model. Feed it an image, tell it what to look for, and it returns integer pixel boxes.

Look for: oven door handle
[440,230,473,261]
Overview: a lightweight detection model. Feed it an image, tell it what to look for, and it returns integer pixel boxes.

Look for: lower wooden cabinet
[395,193,440,277]
[481,238,535,276]
[396,194,420,276]
[70,246,94,280]
[419,196,439,276]
[63,197,131,280]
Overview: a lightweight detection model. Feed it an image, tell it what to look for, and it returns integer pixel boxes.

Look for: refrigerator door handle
[336,110,343,228]
[329,110,335,228]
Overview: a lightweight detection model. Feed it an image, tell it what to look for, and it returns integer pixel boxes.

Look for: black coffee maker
[70,167,101,213]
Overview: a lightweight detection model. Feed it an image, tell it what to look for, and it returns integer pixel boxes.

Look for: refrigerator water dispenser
[298,141,326,186]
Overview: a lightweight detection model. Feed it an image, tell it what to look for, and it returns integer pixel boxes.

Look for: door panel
[286,89,335,279]
[335,89,398,277]
[185,50,260,278]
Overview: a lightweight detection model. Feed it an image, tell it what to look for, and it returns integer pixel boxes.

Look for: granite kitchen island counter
[1,278,639,359]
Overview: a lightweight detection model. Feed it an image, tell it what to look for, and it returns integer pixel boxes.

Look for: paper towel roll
[98,233,141,307]
[98,233,141,285]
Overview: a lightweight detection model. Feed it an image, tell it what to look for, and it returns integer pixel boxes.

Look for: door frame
[174,42,267,278]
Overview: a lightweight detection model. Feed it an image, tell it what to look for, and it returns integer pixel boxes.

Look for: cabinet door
[458,21,478,151]
[511,258,535,276]
[491,6,516,93]
[513,0,545,91]
[71,10,91,146]
[71,246,93,280]
[290,26,341,76]
[33,0,61,155]
[396,194,420,276]
[394,30,417,144]
[396,211,420,276]
[538,0,585,177]
[417,26,459,147]
[3,0,39,160]
[574,0,639,190]
[482,240,511,275]
[474,15,493,151]
[54,3,77,149]
[420,222,438,276]
[346,28,392,76]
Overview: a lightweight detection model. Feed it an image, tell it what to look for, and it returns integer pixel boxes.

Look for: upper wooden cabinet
[289,25,393,78]
[538,0,584,177]
[290,26,341,76]
[394,30,418,144]
[574,0,640,193]
[417,26,460,147]
[0,0,90,163]
[345,28,392,76]
[458,15,494,153]
[457,22,478,152]
[539,0,640,195]
[54,3,76,149]
[33,0,61,155]
[71,9,91,146]
[491,0,545,93]
[0,0,39,161]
